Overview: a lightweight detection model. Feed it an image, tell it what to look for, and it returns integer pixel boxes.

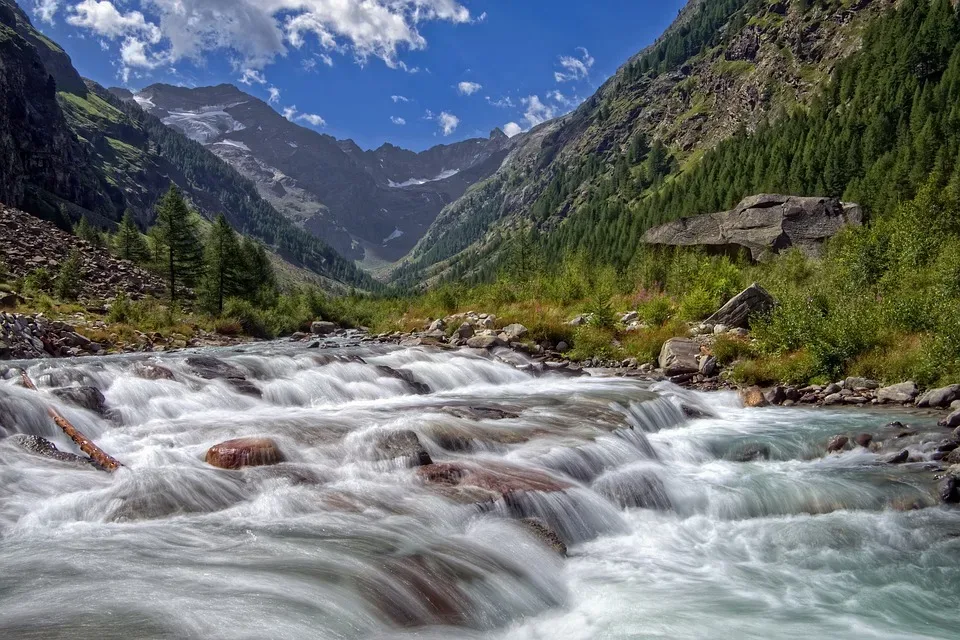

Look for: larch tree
[201,214,244,314]
[113,211,150,264]
[154,185,204,302]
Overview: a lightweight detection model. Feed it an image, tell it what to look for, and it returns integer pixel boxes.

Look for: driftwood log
[19,371,123,472]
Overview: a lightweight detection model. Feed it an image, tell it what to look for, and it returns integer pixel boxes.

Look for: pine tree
[153,185,204,302]
[112,211,150,264]
[240,237,277,301]
[74,216,104,248]
[201,214,244,314]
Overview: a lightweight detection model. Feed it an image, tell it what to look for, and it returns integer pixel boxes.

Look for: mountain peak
[489,127,507,140]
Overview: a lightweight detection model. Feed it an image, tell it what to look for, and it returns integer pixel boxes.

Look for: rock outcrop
[658,338,702,376]
[706,283,775,329]
[641,195,863,260]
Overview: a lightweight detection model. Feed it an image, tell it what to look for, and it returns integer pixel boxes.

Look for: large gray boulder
[917,384,960,408]
[642,194,863,260]
[877,381,919,404]
[706,283,775,329]
[658,338,701,376]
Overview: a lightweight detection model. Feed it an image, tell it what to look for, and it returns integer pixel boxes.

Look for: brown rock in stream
[205,437,285,469]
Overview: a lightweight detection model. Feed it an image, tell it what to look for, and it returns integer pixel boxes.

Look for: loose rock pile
[0,311,103,359]
[0,204,165,301]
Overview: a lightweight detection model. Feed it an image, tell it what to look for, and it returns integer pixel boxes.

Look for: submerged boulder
[374,430,433,467]
[205,437,285,469]
[519,518,567,556]
[642,194,863,260]
[7,434,94,468]
[51,386,107,416]
[416,461,571,504]
[706,283,775,329]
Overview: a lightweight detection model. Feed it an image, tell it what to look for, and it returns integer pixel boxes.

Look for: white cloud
[267,86,281,104]
[548,89,577,107]
[503,122,522,138]
[391,116,406,125]
[298,113,326,127]
[438,111,459,136]
[282,105,298,120]
[34,0,61,24]
[319,53,333,67]
[457,81,482,96]
[239,68,267,85]
[66,0,159,40]
[554,46,594,82]
[302,58,317,71]
[58,0,472,81]
[486,95,514,108]
[391,95,410,103]
[522,95,556,128]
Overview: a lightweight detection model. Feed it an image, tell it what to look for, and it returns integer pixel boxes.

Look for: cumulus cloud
[457,81,481,96]
[437,111,459,135]
[298,113,326,127]
[57,0,472,81]
[391,95,410,103]
[522,95,556,128]
[267,86,281,104]
[319,53,333,67]
[554,47,594,82]
[282,105,298,120]
[390,116,406,125]
[503,122,522,138]
[34,0,61,24]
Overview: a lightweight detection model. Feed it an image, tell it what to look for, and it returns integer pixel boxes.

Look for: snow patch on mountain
[388,169,460,188]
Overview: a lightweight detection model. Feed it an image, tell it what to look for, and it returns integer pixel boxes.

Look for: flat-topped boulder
[642,194,863,260]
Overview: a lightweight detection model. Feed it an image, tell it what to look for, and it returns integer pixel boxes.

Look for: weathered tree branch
[20,371,124,472]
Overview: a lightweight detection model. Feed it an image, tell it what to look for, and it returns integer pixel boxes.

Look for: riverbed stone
[877,382,919,404]
[374,430,433,467]
[764,386,787,405]
[939,475,960,503]
[455,323,474,339]
[7,434,95,467]
[854,433,873,448]
[416,461,571,503]
[51,386,107,416]
[658,338,701,376]
[823,382,842,395]
[826,435,849,453]
[466,335,505,349]
[917,384,960,408]
[133,362,175,380]
[938,410,960,429]
[823,393,843,405]
[740,386,769,408]
[310,321,339,336]
[519,518,567,556]
[205,437,286,469]
[844,377,879,391]
[887,449,910,464]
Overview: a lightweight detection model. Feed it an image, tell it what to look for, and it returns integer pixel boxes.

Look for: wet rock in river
[51,386,106,416]
[938,410,960,429]
[375,365,431,394]
[593,470,672,510]
[466,335,506,349]
[886,449,910,464]
[764,386,787,406]
[730,442,771,462]
[416,461,571,503]
[917,384,960,408]
[7,434,94,467]
[520,518,567,556]
[939,475,960,504]
[186,356,261,397]
[205,437,286,469]
[739,386,769,408]
[133,361,175,381]
[374,430,433,466]
[826,435,849,453]
[854,433,873,448]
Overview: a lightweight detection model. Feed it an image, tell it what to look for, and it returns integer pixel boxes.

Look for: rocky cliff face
[0,0,116,228]
[121,83,518,265]
[0,0,372,291]
[642,194,864,260]
[394,0,889,284]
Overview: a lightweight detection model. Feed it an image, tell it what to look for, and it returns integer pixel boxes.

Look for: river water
[0,341,957,639]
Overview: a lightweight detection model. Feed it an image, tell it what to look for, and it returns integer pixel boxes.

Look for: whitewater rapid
[0,342,957,639]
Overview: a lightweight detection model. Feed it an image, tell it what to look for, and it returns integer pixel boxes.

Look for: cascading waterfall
[0,341,958,639]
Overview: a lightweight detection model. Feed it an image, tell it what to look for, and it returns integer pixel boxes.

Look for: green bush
[53,250,83,301]
[637,294,675,326]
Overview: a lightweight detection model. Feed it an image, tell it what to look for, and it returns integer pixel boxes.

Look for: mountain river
[0,340,957,639]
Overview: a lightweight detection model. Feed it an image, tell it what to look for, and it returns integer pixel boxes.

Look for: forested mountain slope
[392,0,899,286]
[0,0,373,290]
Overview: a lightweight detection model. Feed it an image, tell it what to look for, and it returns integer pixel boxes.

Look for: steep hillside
[0,0,373,291]
[121,84,519,266]
[393,0,892,286]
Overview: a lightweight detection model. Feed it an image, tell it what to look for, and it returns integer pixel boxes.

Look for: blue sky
[28,0,686,150]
